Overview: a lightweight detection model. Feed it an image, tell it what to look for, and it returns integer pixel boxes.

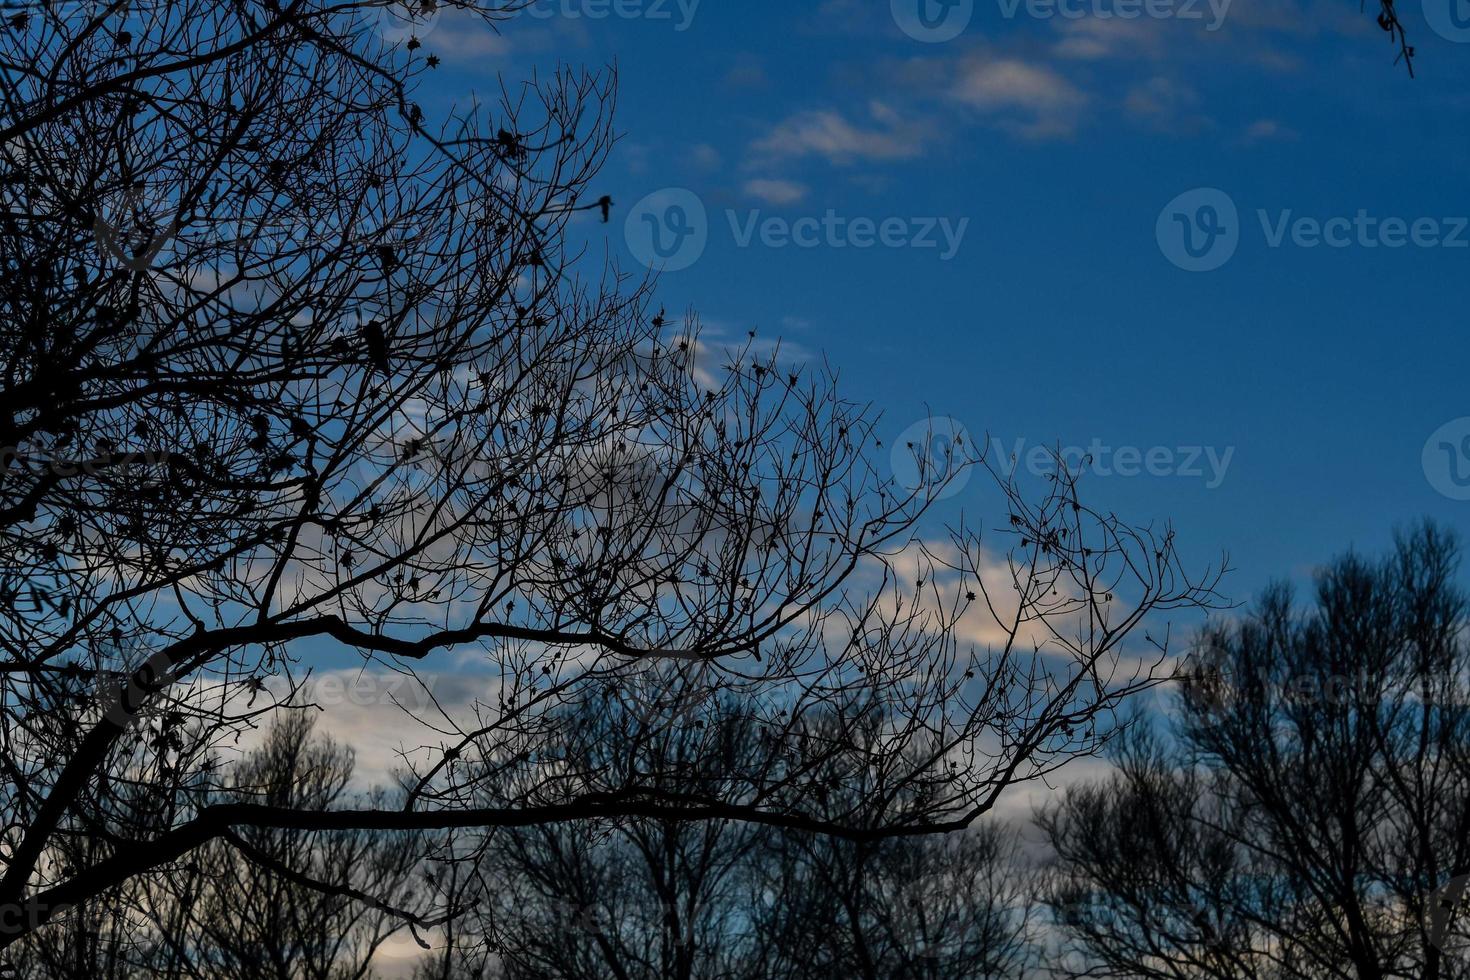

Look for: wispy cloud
[723,52,771,89]
[748,104,928,166]
[742,178,810,205]
[1242,117,1299,143]
[1123,76,1209,133]
[1052,16,1168,60]
[423,10,513,63]
[687,143,724,171]
[948,57,1088,139]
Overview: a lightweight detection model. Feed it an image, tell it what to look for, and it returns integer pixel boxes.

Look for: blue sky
[412,0,1470,603]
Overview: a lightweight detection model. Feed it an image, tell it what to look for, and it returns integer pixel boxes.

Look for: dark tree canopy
[6,712,419,978]
[416,696,1036,979]
[1042,523,1470,980]
[0,0,1232,965]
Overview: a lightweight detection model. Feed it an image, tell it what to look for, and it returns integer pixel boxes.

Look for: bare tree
[163,713,422,979]
[1039,523,1470,980]
[418,695,1034,979]
[750,816,1035,980]
[8,712,420,978]
[1372,0,1417,76]
[3,830,156,979]
[473,698,767,980]
[0,0,1223,958]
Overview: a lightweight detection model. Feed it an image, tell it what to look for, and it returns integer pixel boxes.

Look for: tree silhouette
[160,713,422,979]
[7,713,420,978]
[1373,0,1416,76]
[0,0,1223,958]
[1040,523,1470,980]
[415,695,1034,979]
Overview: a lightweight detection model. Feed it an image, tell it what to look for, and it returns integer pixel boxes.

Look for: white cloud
[742,178,810,205]
[249,667,501,787]
[1243,117,1298,143]
[424,12,512,62]
[1123,75,1205,131]
[748,108,926,166]
[687,142,723,171]
[949,58,1087,139]
[723,53,771,89]
[1052,16,1166,60]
